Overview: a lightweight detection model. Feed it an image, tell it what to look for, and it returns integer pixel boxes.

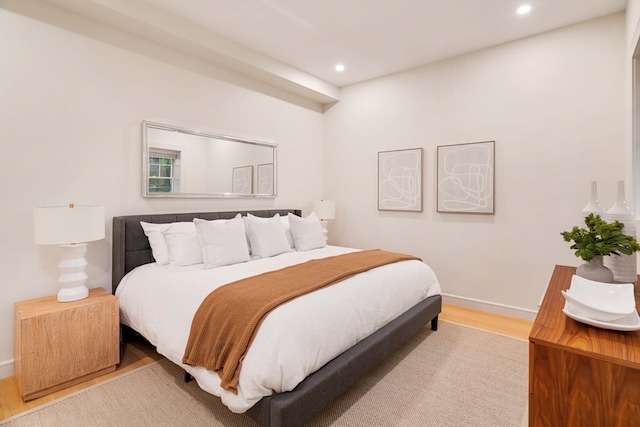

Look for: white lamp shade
[311,200,336,220]
[34,204,105,245]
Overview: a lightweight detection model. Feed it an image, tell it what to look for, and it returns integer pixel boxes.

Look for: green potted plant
[561,213,640,282]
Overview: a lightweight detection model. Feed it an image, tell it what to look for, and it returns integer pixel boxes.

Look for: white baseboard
[0,358,14,380]
[442,293,538,321]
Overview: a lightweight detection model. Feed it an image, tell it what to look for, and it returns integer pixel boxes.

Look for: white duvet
[115,246,441,413]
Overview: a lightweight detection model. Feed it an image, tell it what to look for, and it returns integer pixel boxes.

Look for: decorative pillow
[288,212,326,251]
[279,215,295,249]
[194,215,250,268]
[163,222,204,266]
[244,213,292,259]
[140,222,171,265]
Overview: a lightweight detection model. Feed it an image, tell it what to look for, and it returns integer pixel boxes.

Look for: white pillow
[288,212,326,251]
[244,213,292,259]
[193,213,244,263]
[163,222,204,266]
[140,222,170,265]
[194,215,250,268]
[280,215,295,249]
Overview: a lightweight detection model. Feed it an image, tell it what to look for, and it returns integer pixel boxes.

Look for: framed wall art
[378,148,423,212]
[257,163,274,195]
[232,165,253,194]
[437,140,495,214]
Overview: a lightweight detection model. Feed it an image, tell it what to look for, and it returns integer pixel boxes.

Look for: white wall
[627,0,640,217]
[323,13,627,317]
[0,2,324,378]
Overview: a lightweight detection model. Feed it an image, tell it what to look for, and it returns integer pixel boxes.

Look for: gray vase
[576,255,614,283]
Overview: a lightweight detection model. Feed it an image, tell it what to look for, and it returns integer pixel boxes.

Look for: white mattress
[115,246,441,413]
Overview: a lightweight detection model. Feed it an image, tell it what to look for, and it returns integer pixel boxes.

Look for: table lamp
[34,204,105,302]
[311,200,336,242]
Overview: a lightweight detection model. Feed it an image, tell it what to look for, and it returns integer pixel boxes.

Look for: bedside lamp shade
[34,204,105,302]
[35,204,105,245]
[311,200,336,221]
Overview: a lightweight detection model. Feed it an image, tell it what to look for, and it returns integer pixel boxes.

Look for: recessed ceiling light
[335,64,345,72]
[517,5,531,15]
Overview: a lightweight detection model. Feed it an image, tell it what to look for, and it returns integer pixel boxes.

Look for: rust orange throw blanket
[182,249,421,393]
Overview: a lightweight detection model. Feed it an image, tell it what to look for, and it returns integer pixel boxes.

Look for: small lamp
[34,204,105,302]
[311,200,336,242]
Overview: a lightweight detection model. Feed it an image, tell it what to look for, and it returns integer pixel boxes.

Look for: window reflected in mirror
[148,149,179,193]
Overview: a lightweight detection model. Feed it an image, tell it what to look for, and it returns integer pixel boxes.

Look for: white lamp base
[320,220,329,242]
[57,243,90,302]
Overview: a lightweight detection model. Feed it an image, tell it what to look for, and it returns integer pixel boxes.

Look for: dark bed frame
[112,209,441,427]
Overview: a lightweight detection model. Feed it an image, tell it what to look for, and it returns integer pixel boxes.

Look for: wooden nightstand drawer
[14,287,119,401]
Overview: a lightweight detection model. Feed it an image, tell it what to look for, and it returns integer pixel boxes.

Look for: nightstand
[14,287,119,401]
[529,266,640,426]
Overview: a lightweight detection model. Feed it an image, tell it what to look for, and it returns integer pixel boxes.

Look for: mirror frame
[142,121,277,198]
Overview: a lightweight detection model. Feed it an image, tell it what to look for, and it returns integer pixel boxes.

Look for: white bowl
[561,275,636,322]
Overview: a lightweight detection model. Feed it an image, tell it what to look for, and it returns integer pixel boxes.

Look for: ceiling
[40,0,627,104]
[146,0,627,87]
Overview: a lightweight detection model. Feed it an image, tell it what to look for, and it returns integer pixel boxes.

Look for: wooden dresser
[529,265,640,426]
[14,287,119,401]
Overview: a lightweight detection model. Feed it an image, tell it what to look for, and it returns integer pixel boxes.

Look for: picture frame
[437,140,495,214]
[378,148,423,212]
[257,163,274,195]
[232,166,253,194]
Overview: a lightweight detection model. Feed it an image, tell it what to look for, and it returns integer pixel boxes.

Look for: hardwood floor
[0,303,533,420]
[439,303,533,341]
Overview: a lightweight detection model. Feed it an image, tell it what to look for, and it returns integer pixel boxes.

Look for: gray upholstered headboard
[111,209,302,293]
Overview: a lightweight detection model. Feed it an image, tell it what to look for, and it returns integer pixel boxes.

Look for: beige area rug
[1,322,528,427]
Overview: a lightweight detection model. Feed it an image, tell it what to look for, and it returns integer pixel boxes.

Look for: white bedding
[115,246,441,413]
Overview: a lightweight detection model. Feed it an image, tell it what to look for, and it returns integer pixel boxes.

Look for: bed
[112,209,442,427]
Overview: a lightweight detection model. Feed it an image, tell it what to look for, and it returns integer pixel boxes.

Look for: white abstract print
[378,148,422,211]
[438,141,494,213]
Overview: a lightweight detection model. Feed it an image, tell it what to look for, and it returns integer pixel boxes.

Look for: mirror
[142,121,277,198]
